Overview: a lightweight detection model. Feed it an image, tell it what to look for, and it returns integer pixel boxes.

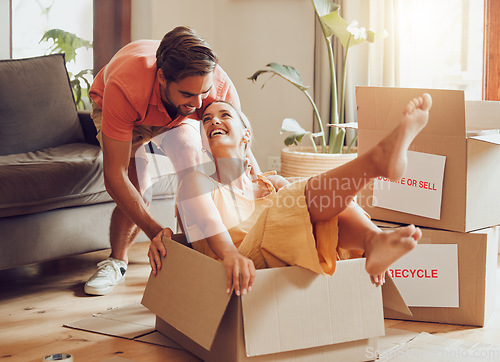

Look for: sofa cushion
[0,143,109,217]
[0,54,84,156]
[0,143,178,218]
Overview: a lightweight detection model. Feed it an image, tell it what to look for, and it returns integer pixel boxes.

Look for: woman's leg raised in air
[307,93,432,279]
[305,93,432,222]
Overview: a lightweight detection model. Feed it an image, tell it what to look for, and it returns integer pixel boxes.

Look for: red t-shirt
[89,39,240,142]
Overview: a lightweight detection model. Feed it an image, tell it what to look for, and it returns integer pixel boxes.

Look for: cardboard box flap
[381,274,412,316]
[465,100,500,131]
[356,87,466,138]
[141,237,231,351]
[64,311,155,340]
[466,129,499,137]
[469,133,500,145]
[64,304,183,349]
[241,258,384,357]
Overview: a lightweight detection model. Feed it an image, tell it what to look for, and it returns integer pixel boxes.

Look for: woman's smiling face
[201,102,250,157]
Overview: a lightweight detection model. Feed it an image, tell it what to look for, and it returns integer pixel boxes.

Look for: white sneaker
[84,258,127,295]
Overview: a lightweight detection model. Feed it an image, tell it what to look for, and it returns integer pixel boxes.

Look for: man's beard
[163,85,197,117]
[177,104,197,117]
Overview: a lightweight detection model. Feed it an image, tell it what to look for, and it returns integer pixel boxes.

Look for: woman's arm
[175,171,256,295]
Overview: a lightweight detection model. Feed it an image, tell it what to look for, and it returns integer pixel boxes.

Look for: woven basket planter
[280,146,358,178]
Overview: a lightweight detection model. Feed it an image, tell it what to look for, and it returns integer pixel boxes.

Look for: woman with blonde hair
[149,94,433,296]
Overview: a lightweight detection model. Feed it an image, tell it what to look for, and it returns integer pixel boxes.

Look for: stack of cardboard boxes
[357,87,500,327]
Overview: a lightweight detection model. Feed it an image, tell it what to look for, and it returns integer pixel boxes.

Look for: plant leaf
[311,0,340,38]
[248,62,309,91]
[284,132,307,146]
[281,118,323,146]
[311,0,340,17]
[312,1,387,49]
[319,9,351,48]
[72,68,93,89]
[281,118,307,134]
[327,121,358,130]
[40,29,92,63]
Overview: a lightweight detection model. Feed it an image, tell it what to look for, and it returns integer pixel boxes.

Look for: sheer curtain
[314,0,484,135]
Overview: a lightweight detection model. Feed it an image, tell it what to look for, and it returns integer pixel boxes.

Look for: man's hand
[148,227,173,275]
[222,251,256,296]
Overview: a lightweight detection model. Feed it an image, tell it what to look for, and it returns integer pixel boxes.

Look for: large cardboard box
[142,237,409,362]
[357,87,500,232]
[377,222,498,326]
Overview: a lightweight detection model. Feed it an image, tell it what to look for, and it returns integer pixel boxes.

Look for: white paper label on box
[372,151,446,220]
[388,244,459,307]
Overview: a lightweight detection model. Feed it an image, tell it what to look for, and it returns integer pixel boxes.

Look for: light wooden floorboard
[0,241,498,361]
[0,241,200,362]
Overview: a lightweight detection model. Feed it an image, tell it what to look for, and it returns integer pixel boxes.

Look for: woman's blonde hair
[202,100,253,146]
[201,100,256,175]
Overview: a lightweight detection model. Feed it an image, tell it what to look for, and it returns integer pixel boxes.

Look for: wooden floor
[1,241,499,362]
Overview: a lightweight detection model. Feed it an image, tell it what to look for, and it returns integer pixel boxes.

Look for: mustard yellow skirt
[237,179,363,276]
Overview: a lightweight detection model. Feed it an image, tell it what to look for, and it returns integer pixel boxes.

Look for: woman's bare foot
[364,225,421,280]
[371,273,386,286]
[372,93,432,181]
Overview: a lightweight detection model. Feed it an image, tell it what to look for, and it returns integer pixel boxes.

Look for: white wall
[131,0,316,170]
[0,0,10,59]
[131,0,152,40]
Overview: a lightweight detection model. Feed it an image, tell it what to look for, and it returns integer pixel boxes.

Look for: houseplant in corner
[249,0,386,177]
[40,28,93,110]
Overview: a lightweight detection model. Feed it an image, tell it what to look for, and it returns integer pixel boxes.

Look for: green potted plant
[249,0,386,177]
[40,28,93,110]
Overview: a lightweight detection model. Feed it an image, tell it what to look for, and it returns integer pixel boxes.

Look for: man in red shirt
[85,26,260,295]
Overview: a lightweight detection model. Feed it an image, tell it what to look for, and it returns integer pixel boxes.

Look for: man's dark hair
[156,26,218,83]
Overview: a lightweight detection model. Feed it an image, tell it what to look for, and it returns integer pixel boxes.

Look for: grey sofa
[0,54,177,270]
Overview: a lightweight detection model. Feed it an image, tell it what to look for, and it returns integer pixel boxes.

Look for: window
[395,0,484,100]
[11,0,93,108]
